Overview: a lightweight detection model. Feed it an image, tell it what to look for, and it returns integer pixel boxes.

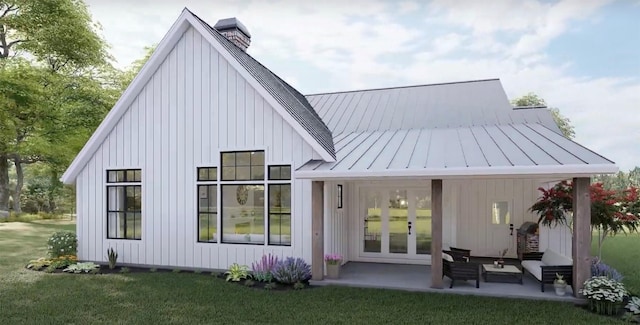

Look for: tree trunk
[12,157,23,214]
[0,155,9,211]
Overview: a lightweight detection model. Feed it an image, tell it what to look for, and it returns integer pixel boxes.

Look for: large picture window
[221,185,265,244]
[106,169,142,240]
[201,151,291,246]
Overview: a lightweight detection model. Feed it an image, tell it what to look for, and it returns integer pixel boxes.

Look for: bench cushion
[442,252,454,262]
[521,260,543,281]
[541,249,572,266]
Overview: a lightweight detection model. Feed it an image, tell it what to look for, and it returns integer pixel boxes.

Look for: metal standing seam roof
[297,123,615,176]
[190,12,336,159]
[305,79,561,134]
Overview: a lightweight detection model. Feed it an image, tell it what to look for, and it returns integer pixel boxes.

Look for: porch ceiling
[296,123,617,180]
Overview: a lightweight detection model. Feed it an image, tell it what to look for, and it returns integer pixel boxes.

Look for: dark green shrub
[120,267,130,274]
[264,282,277,290]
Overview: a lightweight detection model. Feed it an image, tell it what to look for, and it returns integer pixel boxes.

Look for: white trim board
[295,164,618,180]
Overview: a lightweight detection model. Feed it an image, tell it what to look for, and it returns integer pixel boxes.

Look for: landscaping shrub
[63,262,100,274]
[591,257,624,282]
[272,257,311,284]
[47,231,77,258]
[251,253,279,282]
[225,263,251,282]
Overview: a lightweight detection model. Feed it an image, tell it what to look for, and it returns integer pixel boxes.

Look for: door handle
[509,223,514,236]
[408,221,412,235]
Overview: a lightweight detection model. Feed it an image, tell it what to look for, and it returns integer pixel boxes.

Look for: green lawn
[593,232,640,295]
[0,221,626,324]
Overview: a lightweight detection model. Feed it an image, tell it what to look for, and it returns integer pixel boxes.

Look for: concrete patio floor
[311,262,582,303]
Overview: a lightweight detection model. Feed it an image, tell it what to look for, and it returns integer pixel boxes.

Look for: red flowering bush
[529,180,573,227]
[530,181,640,257]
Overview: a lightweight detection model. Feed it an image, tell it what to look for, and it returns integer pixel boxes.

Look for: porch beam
[431,179,443,289]
[311,181,324,281]
[572,177,591,297]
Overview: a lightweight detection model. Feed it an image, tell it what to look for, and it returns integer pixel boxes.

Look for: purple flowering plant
[324,253,342,265]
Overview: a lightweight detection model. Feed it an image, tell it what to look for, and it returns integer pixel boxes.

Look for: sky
[85,0,640,171]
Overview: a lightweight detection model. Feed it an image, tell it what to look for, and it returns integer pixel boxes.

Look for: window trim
[106,169,142,241]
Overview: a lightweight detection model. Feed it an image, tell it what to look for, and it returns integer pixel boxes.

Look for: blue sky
[86,0,640,171]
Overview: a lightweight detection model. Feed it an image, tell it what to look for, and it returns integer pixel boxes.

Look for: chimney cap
[214,17,251,38]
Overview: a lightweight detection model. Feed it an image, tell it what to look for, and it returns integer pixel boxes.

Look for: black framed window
[221,184,265,244]
[268,184,291,246]
[106,169,142,240]
[200,151,292,246]
[198,184,218,242]
[221,151,264,181]
[268,165,291,180]
[198,167,217,181]
[337,184,343,209]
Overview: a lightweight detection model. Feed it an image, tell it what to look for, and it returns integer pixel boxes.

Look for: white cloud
[84,0,640,170]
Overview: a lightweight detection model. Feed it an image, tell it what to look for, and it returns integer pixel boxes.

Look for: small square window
[197,167,217,181]
[268,165,291,180]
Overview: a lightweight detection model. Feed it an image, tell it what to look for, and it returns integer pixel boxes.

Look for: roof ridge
[305,78,501,96]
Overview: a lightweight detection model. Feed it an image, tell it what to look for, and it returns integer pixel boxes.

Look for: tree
[530,181,640,258]
[511,92,575,139]
[119,44,155,91]
[0,0,111,212]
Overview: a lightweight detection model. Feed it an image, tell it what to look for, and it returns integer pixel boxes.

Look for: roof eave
[294,164,619,180]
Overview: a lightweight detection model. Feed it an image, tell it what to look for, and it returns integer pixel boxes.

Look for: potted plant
[496,249,508,268]
[324,253,343,279]
[580,276,627,316]
[553,273,567,296]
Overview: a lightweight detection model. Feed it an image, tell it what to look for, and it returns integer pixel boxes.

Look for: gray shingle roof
[190,11,336,159]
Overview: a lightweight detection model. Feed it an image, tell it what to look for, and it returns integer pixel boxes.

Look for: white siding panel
[455,178,543,257]
[75,27,316,270]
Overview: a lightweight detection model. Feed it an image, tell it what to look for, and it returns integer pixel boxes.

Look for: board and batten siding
[75,27,320,269]
[323,181,349,265]
[452,178,543,257]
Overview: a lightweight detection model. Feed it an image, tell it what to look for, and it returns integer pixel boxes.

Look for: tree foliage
[530,180,640,258]
[511,92,575,139]
[0,0,116,212]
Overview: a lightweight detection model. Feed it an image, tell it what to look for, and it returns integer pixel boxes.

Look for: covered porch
[311,262,580,302]
[304,176,597,298]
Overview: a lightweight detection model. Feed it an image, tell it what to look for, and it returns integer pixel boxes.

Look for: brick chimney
[214,17,251,51]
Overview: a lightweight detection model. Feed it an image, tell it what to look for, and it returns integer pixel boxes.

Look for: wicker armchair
[449,247,471,262]
[442,250,480,288]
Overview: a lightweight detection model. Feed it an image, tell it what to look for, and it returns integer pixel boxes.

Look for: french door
[360,187,432,261]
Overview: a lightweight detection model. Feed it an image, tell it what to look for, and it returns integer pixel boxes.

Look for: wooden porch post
[572,177,591,297]
[311,181,324,281]
[431,179,443,289]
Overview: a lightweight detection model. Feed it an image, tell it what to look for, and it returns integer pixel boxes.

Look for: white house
[62,9,617,293]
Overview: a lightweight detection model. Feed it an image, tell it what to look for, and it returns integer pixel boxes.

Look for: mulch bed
[26,264,313,290]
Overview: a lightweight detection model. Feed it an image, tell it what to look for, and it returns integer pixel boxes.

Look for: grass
[0,220,627,324]
[593,232,640,295]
